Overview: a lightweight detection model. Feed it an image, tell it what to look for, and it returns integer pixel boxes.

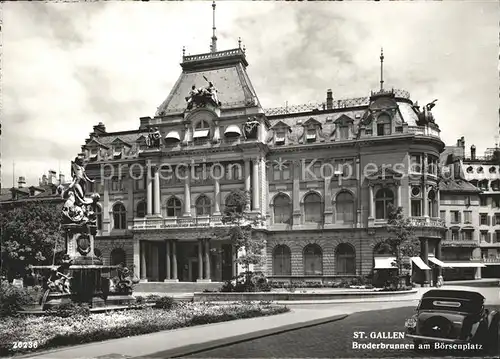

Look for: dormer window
[193,120,210,139]
[275,130,286,145]
[306,128,316,143]
[339,126,349,140]
[376,114,391,136]
[113,146,123,159]
[89,148,98,161]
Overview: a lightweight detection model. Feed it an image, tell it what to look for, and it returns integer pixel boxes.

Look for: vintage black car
[405,289,499,353]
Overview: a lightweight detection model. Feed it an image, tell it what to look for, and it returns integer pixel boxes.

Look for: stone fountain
[33,156,139,310]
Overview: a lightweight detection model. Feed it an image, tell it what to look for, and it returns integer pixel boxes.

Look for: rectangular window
[480,213,488,225]
[306,129,316,142]
[463,231,473,241]
[495,214,500,225]
[427,156,438,176]
[272,163,291,181]
[451,211,460,224]
[275,131,285,145]
[494,196,500,208]
[496,232,500,243]
[339,126,349,139]
[365,129,372,135]
[283,167,291,180]
[377,123,385,136]
[451,230,459,241]
[464,211,472,224]
[480,231,488,242]
[111,178,122,192]
[440,210,446,221]
[410,154,422,173]
[135,179,144,191]
[411,200,422,217]
[306,161,322,180]
[480,196,488,206]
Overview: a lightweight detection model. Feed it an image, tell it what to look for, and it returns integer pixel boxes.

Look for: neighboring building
[0,170,67,207]
[75,4,452,286]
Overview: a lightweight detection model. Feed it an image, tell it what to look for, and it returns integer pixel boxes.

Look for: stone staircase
[134,281,223,293]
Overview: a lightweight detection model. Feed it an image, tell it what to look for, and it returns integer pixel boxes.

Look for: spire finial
[238,37,242,49]
[243,44,246,53]
[379,47,384,91]
[211,1,217,53]
[182,46,186,57]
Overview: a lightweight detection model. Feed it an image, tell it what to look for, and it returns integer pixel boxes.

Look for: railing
[182,48,245,63]
[407,126,440,138]
[133,215,224,230]
[264,88,411,116]
[482,257,500,263]
[409,216,446,228]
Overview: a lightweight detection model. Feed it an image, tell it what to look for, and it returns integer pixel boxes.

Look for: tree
[382,204,420,288]
[217,189,266,285]
[0,201,65,280]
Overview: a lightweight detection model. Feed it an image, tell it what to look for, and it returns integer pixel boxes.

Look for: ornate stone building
[77,15,452,286]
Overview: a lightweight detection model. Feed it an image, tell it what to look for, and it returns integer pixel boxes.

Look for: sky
[1,0,499,187]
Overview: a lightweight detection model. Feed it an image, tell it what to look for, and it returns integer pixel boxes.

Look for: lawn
[0,301,289,357]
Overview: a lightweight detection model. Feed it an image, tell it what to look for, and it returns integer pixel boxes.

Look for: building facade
[70,32,457,286]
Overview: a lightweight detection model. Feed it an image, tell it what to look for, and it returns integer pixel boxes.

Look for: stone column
[252,158,260,211]
[292,160,302,227]
[198,239,203,280]
[140,241,147,281]
[183,164,191,216]
[423,184,429,218]
[420,238,430,286]
[172,240,178,280]
[232,245,238,277]
[435,239,443,283]
[475,266,482,280]
[214,177,221,215]
[147,167,153,216]
[368,184,374,219]
[324,177,333,224]
[436,189,441,213]
[204,239,211,280]
[164,240,171,281]
[397,183,402,208]
[244,160,251,210]
[103,179,110,232]
[133,239,140,280]
[154,166,161,215]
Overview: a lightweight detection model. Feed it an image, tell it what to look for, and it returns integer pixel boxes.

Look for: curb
[132,313,349,358]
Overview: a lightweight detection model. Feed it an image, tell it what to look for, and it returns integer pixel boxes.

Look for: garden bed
[0,301,289,357]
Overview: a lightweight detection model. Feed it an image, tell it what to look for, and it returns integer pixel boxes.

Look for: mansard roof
[155,48,261,116]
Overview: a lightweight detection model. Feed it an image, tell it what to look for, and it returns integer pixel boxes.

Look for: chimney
[59,173,65,185]
[18,176,26,188]
[48,170,56,185]
[326,89,333,110]
[470,145,476,160]
[457,136,465,148]
[40,174,48,186]
[93,122,106,135]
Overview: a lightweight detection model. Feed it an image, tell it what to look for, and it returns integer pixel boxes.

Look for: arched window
[196,195,212,216]
[136,201,146,218]
[166,197,182,217]
[304,193,323,223]
[96,205,103,230]
[274,194,292,224]
[335,243,356,275]
[110,248,126,266]
[273,245,291,276]
[375,188,394,220]
[428,190,438,218]
[112,203,127,229]
[303,244,323,275]
[195,120,210,130]
[336,191,354,223]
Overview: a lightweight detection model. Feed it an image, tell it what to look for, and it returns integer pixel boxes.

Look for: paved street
[185,305,500,358]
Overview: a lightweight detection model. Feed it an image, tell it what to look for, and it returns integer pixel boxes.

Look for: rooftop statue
[185,76,222,110]
[146,127,161,149]
[416,99,437,126]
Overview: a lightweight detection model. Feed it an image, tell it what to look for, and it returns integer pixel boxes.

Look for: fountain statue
[34,156,139,310]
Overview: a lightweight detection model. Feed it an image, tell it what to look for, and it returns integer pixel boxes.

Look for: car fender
[487,310,499,328]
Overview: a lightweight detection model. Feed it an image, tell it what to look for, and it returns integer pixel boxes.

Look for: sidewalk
[21,301,417,359]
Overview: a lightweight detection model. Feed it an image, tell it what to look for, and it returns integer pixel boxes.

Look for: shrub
[0,282,34,316]
[153,296,175,310]
[46,302,91,318]
[135,295,144,304]
[220,272,271,292]
[145,294,161,302]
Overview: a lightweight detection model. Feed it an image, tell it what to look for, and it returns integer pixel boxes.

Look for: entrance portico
[134,230,237,283]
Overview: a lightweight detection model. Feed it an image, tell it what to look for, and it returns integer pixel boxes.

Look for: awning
[374,257,397,269]
[165,131,181,142]
[445,262,486,268]
[224,125,241,137]
[113,151,122,159]
[193,129,209,139]
[428,256,452,268]
[306,133,316,140]
[411,257,431,270]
